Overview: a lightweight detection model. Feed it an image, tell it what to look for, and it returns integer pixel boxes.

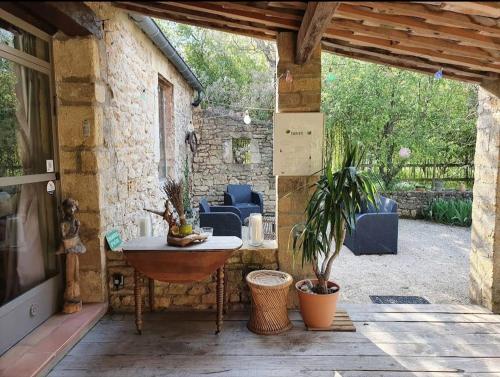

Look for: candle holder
[248,213,264,247]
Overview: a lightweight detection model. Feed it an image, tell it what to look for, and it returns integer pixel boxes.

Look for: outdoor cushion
[234,203,260,221]
[199,198,211,213]
[227,184,252,204]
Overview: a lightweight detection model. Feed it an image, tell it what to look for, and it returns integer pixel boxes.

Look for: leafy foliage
[424,198,472,227]
[156,20,275,120]
[291,141,378,294]
[322,55,478,189]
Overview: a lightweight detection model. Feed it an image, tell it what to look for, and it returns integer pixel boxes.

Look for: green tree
[322,54,477,188]
[156,20,275,120]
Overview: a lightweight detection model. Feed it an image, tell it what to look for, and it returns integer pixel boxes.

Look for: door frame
[0,9,62,355]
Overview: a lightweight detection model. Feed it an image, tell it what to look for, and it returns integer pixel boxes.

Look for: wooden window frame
[158,76,174,180]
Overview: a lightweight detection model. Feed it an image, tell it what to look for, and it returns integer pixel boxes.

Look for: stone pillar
[470,81,500,313]
[53,35,107,302]
[275,32,321,307]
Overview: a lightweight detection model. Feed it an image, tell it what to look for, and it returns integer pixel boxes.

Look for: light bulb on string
[434,68,443,80]
[399,147,411,159]
[285,69,293,83]
[243,110,251,125]
[325,68,336,83]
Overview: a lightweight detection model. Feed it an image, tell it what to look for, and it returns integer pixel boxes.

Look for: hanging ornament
[399,147,411,159]
[326,68,336,83]
[285,69,293,83]
[434,68,443,80]
[243,110,251,125]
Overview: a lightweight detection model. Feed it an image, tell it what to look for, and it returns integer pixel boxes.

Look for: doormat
[370,295,430,304]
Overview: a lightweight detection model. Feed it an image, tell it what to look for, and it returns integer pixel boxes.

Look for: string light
[285,69,293,83]
[399,147,411,159]
[434,68,443,80]
[243,110,252,125]
[325,68,336,83]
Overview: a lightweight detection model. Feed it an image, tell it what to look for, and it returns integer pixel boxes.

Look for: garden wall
[385,190,473,219]
[191,108,275,214]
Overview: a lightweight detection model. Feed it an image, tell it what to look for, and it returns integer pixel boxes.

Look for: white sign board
[273,112,323,176]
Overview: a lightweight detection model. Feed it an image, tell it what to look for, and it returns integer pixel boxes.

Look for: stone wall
[55,3,196,306]
[191,108,275,214]
[385,190,473,219]
[470,82,500,313]
[108,242,278,312]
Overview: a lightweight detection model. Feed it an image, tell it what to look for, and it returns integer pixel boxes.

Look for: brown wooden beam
[346,2,500,38]
[160,2,299,30]
[322,44,483,83]
[336,3,500,50]
[114,3,276,41]
[324,28,500,74]
[296,1,339,64]
[19,1,103,38]
[330,18,499,61]
[322,39,495,81]
[116,2,277,36]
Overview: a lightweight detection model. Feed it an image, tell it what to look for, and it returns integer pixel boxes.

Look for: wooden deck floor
[48,304,500,377]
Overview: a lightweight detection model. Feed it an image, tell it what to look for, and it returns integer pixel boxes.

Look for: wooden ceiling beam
[114,3,276,40]
[322,39,495,80]
[346,2,500,37]
[438,2,500,18]
[296,1,339,64]
[19,1,103,39]
[322,44,483,83]
[159,2,300,30]
[324,28,500,74]
[116,2,277,36]
[336,3,500,49]
[331,18,499,61]
[207,2,303,22]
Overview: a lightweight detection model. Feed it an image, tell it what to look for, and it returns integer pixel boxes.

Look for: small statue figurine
[60,198,86,314]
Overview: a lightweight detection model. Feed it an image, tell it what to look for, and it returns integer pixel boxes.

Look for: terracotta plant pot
[296,279,340,328]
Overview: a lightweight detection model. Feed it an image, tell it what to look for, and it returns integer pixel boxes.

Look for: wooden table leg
[148,278,155,312]
[223,264,228,315]
[215,266,224,334]
[134,269,143,335]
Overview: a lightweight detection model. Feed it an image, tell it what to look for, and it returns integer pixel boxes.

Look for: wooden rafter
[108,1,500,83]
[296,2,339,64]
[324,28,500,74]
[330,19,499,61]
[323,43,484,83]
[322,39,495,81]
[117,2,277,36]
[346,2,500,37]
[114,3,276,40]
[160,2,300,30]
[336,3,500,49]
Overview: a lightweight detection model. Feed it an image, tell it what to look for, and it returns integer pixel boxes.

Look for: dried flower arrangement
[144,178,206,246]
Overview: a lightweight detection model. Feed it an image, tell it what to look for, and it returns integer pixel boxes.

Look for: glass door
[0,12,61,355]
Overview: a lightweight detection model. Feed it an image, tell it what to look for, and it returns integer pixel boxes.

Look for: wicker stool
[246,270,293,335]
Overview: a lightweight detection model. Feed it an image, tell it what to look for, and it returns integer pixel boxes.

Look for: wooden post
[276,32,322,308]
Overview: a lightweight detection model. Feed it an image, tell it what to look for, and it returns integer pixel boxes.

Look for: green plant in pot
[290,141,377,328]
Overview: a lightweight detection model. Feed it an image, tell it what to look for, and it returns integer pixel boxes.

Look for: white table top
[122,236,243,253]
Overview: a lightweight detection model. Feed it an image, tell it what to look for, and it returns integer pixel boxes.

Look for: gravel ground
[330,219,471,304]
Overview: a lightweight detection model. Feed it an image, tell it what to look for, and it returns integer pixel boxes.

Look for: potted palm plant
[291,141,377,328]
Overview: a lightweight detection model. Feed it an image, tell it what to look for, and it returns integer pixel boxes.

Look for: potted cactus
[291,141,377,328]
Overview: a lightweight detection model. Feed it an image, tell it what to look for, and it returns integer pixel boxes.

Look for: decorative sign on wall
[105,229,123,251]
[273,112,324,176]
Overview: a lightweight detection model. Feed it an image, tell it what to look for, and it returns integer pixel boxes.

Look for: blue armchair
[224,184,263,221]
[199,199,242,238]
[343,196,398,255]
